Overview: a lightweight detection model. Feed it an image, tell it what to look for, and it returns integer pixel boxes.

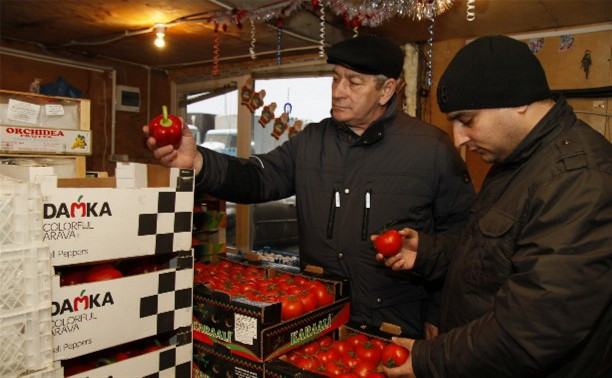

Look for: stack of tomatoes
[284,334,409,377]
[194,260,335,321]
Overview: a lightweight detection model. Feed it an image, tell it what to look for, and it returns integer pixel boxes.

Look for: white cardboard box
[0,125,91,155]
[69,342,192,378]
[51,258,193,360]
[2,163,195,265]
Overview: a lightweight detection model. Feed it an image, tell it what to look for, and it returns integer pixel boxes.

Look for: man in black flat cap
[378,35,612,377]
[144,35,475,339]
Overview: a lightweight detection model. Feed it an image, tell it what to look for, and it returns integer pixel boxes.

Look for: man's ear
[379,78,397,105]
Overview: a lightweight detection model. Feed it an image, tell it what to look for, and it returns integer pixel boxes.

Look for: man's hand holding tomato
[371,227,419,271]
[143,117,203,174]
[381,337,416,378]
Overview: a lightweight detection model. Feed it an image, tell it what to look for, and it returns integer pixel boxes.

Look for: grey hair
[375,74,390,89]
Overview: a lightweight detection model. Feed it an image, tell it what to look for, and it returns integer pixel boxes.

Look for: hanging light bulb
[154,24,166,48]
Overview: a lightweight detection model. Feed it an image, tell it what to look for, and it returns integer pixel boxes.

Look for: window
[179,74,332,255]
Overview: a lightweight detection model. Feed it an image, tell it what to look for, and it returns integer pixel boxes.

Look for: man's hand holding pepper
[372,227,419,271]
[143,121,203,174]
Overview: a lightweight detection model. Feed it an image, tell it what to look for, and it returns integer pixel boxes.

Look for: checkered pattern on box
[139,270,192,335]
[137,188,193,254]
[142,342,193,378]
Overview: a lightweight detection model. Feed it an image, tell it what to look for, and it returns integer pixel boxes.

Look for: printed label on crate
[42,185,193,265]
[51,267,193,360]
[0,125,91,155]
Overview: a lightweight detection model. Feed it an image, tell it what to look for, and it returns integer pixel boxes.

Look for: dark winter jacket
[412,97,612,377]
[196,95,475,337]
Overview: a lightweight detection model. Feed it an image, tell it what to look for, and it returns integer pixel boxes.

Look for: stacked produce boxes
[2,162,195,377]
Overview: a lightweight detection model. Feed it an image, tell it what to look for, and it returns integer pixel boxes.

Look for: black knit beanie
[437,35,551,113]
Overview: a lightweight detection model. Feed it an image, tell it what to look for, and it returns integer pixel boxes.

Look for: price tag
[234,313,257,345]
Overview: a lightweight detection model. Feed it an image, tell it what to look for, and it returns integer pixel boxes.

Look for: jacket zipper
[327,188,340,239]
[361,189,371,240]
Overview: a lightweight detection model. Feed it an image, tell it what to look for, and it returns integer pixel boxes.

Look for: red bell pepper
[149,105,182,148]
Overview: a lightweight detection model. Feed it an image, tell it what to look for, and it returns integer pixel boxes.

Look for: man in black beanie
[377,35,612,377]
[145,35,475,339]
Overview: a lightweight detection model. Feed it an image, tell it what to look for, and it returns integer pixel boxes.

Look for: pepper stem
[160,105,172,127]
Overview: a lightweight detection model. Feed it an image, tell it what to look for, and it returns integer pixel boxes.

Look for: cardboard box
[51,252,193,360]
[266,322,401,377]
[68,333,193,378]
[193,338,265,378]
[0,90,86,130]
[192,263,351,362]
[0,163,195,266]
[0,125,92,155]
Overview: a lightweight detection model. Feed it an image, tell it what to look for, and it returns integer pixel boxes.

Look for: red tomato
[352,361,378,377]
[318,336,334,348]
[287,351,305,365]
[345,334,369,348]
[295,356,321,372]
[244,266,264,277]
[194,262,208,275]
[317,346,340,363]
[374,229,403,257]
[322,360,346,376]
[340,351,359,370]
[331,340,353,354]
[380,344,409,368]
[311,282,335,307]
[280,296,304,321]
[369,338,387,351]
[353,341,382,366]
[299,290,318,313]
[300,341,320,356]
[85,264,123,282]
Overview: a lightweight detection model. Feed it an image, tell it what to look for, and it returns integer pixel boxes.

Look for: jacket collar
[501,95,574,166]
[331,94,399,146]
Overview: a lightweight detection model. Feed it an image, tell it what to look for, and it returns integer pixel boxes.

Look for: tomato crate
[0,305,54,378]
[192,257,351,362]
[63,327,192,378]
[266,322,405,377]
[1,243,51,315]
[193,338,265,378]
[0,175,43,248]
[51,251,193,360]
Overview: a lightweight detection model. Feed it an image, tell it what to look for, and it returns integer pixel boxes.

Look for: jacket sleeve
[412,168,612,377]
[194,133,300,203]
[423,134,476,325]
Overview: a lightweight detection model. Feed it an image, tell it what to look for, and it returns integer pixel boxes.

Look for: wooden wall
[0,40,170,175]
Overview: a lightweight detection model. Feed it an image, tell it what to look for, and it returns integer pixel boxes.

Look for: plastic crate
[0,306,54,377]
[1,243,51,315]
[0,175,43,247]
[20,362,63,378]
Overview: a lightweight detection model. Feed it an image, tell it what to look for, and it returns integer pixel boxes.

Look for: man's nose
[452,124,469,148]
[332,81,347,99]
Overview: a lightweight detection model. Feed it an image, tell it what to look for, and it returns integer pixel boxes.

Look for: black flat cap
[327,35,404,79]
